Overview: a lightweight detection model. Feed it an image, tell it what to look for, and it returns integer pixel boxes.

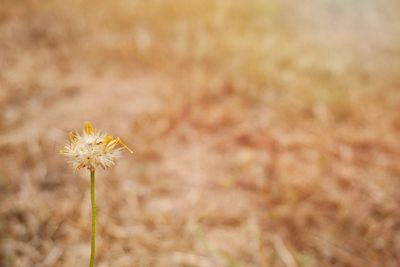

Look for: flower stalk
[89,169,96,267]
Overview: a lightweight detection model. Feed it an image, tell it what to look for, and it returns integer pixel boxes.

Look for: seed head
[61,122,132,171]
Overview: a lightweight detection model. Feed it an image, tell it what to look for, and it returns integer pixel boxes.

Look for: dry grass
[1,0,400,266]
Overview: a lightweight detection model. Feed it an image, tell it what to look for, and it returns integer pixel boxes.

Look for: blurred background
[1,0,400,266]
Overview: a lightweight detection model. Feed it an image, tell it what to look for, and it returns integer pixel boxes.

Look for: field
[1,0,400,266]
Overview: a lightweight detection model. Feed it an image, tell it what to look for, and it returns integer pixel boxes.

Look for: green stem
[89,169,96,267]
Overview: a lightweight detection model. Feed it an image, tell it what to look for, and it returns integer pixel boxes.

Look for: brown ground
[1,1,400,267]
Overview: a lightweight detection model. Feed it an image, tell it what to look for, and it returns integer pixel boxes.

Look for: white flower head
[62,122,132,171]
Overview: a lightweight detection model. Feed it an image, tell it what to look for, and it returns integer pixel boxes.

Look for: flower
[62,121,132,171]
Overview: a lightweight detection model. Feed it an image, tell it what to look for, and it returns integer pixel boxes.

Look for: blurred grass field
[1,0,400,266]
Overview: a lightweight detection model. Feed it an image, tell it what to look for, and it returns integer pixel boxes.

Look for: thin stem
[89,169,96,267]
